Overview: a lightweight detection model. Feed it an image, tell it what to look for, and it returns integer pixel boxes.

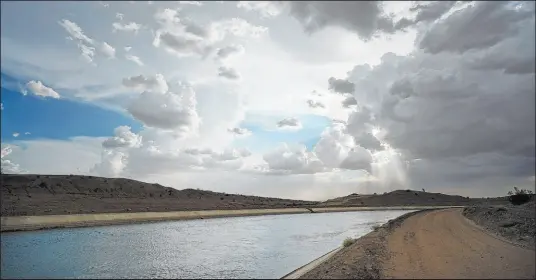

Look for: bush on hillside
[342,237,355,247]
[507,187,534,205]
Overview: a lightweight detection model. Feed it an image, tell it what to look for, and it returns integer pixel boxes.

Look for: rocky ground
[463,200,536,249]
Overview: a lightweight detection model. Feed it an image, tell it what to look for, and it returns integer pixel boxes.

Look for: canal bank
[0,206,461,232]
[281,246,343,279]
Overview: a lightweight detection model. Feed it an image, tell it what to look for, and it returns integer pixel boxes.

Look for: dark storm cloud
[418,1,534,54]
[333,1,535,192]
[287,1,396,40]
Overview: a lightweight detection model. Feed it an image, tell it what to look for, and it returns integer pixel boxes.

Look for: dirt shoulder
[301,208,535,279]
[299,209,431,279]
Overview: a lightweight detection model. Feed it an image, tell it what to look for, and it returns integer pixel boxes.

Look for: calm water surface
[1,210,412,279]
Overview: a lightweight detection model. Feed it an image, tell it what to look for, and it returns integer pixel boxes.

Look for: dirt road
[382,208,535,279]
[301,208,535,279]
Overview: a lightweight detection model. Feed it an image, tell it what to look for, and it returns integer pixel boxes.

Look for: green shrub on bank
[342,237,355,247]
[507,187,534,205]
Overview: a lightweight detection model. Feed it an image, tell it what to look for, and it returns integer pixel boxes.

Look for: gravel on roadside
[463,201,535,249]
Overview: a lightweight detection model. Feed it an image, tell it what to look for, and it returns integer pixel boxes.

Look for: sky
[1,1,535,200]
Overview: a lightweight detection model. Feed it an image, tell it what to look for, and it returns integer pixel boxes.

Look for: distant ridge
[1,174,507,216]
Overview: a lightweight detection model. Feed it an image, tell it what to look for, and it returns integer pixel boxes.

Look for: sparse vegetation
[507,187,534,205]
[343,237,356,247]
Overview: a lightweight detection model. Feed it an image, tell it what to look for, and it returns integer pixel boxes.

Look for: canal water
[1,210,412,279]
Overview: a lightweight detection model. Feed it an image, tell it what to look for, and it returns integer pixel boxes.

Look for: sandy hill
[0,174,317,216]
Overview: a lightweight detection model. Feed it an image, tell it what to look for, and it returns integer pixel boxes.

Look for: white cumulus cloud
[100,42,116,58]
[227,127,251,136]
[127,82,200,134]
[112,22,142,33]
[26,80,61,98]
[122,74,169,94]
[218,66,241,80]
[102,126,142,149]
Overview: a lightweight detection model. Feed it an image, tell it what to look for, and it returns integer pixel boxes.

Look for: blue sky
[234,114,330,152]
[1,73,143,142]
